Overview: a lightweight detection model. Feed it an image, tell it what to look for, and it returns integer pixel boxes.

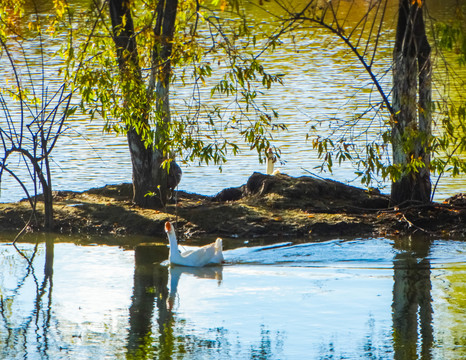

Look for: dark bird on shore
[167,160,182,192]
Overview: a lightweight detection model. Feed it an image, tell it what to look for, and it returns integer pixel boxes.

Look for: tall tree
[70,0,284,209]
[391,0,432,204]
[108,0,179,208]
[271,0,437,205]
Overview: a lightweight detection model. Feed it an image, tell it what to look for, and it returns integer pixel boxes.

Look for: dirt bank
[1,172,465,241]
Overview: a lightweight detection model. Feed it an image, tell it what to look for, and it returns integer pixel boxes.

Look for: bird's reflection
[127,258,223,359]
[168,265,223,310]
[392,236,433,360]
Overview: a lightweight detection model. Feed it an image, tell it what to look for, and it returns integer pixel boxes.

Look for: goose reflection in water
[168,264,223,310]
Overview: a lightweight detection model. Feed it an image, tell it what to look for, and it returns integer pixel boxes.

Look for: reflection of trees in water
[315,237,435,360]
[126,262,284,359]
[0,238,447,358]
[361,316,392,360]
[316,316,392,360]
[392,237,433,360]
[171,323,284,359]
[126,263,171,359]
[250,325,285,359]
[0,238,55,359]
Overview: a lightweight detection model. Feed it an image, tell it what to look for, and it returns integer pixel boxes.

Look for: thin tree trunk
[42,182,54,229]
[391,0,432,205]
[43,137,54,230]
[32,154,54,230]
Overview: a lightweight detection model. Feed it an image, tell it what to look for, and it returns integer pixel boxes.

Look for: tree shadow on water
[392,236,434,360]
[125,260,284,360]
[0,237,55,359]
[126,260,224,360]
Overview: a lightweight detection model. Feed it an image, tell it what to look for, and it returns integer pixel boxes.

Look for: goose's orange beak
[165,221,172,232]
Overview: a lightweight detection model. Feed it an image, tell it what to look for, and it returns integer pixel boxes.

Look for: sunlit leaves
[63,0,286,169]
[429,6,466,184]
[435,22,466,67]
[53,0,68,19]
[430,99,466,185]
[0,0,26,37]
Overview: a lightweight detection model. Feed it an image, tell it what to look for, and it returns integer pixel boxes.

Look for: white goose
[164,221,224,267]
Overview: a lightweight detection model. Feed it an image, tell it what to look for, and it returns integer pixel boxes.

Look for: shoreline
[0,173,465,242]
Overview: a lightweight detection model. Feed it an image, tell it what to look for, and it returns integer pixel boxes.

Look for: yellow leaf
[220,0,227,11]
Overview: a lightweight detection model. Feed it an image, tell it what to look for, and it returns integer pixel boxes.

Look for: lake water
[1,0,465,204]
[1,235,465,359]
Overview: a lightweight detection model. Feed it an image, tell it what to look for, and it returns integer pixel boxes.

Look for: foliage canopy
[62,0,287,169]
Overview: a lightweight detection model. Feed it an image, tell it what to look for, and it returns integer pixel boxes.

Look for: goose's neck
[167,230,179,252]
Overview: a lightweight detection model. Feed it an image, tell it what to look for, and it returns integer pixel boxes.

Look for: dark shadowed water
[1,235,465,359]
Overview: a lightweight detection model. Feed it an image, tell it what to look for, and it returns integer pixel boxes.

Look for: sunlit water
[1,236,465,359]
[1,1,465,204]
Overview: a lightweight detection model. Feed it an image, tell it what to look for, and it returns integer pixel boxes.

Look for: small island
[1,172,465,242]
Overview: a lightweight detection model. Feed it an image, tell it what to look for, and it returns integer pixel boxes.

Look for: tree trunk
[43,140,54,230]
[126,129,167,207]
[42,181,54,229]
[391,0,432,205]
[416,9,432,203]
[33,153,54,230]
[149,0,179,205]
[108,0,179,208]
